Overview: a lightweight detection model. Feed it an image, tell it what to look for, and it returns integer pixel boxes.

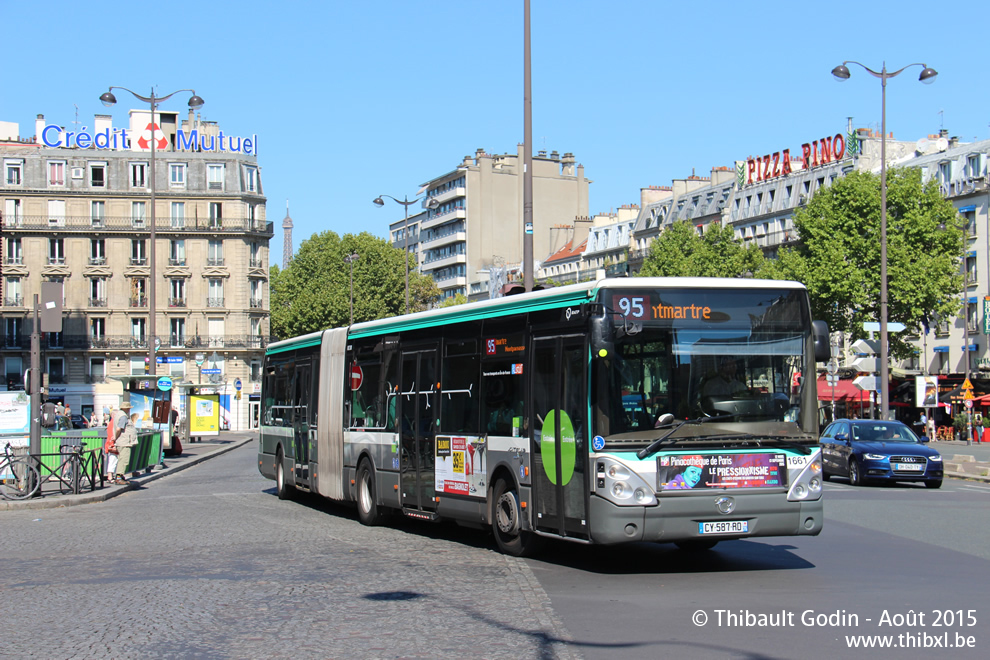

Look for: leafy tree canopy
[270,231,440,339]
[638,220,765,278]
[758,168,963,358]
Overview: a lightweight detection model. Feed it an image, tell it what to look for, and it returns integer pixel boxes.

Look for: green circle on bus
[540,409,576,486]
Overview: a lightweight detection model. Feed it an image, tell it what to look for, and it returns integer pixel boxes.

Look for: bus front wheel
[357,460,387,526]
[492,478,541,557]
[276,449,293,500]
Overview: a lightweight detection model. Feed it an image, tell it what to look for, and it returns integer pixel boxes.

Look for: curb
[0,436,254,512]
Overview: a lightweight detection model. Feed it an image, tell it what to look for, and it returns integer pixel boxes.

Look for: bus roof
[266,277,807,354]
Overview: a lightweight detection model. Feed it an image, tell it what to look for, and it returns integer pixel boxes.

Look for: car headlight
[928,455,942,462]
[864,453,886,461]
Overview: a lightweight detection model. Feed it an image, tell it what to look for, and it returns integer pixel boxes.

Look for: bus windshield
[595,287,811,440]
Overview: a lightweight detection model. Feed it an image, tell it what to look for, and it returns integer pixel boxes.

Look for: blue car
[819,419,943,488]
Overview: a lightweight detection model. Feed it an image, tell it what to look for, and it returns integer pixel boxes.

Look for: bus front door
[531,335,589,541]
[399,347,438,515]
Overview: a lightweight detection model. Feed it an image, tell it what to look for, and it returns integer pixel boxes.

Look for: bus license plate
[699,520,748,535]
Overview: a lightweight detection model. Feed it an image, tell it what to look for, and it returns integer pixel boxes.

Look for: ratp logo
[136,123,169,151]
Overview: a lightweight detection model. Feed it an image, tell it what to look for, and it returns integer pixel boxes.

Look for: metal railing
[207,297,225,307]
[3,215,274,235]
[0,334,273,350]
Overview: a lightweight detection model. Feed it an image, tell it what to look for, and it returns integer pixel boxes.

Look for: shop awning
[817,378,869,401]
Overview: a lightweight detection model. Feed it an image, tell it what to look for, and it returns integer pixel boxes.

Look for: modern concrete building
[0,110,273,428]
[401,146,589,301]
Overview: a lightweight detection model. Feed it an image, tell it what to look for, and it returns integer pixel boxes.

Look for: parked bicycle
[1,442,40,500]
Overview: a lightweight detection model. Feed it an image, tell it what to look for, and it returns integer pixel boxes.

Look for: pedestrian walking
[113,402,138,485]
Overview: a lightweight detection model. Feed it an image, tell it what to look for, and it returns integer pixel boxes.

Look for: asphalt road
[3,440,987,659]
[528,477,990,660]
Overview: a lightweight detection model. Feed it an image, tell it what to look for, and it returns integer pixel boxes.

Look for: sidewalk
[929,439,990,483]
[1,432,256,512]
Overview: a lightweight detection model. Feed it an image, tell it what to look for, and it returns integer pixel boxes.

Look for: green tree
[758,168,963,358]
[439,293,469,308]
[638,220,765,278]
[270,231,440,338]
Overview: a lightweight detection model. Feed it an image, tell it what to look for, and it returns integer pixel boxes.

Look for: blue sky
[4,1,989,264]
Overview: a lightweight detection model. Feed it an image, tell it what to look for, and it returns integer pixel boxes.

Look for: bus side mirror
[812,320,830,362]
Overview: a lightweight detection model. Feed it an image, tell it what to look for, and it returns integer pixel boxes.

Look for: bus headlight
[787,451,824,502]
[596,457,656,507]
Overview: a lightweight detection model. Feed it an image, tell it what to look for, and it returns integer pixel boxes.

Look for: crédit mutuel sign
[739,132,851,187]
[40,123,258,156]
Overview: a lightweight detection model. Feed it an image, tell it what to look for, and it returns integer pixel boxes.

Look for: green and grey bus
[259,277,830,556]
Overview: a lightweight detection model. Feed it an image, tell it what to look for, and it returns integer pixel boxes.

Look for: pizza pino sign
[742,133,848,186]
[40,122,258,155]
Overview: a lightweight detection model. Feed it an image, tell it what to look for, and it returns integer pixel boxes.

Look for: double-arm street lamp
[344,252,359,325]
[100,86,205,378]
[373,194,439,314]
[831,61,937,420]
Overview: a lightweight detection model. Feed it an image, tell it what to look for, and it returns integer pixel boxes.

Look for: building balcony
[420,208,466,231]
[207,258,225,267]
[249,257,264,268]
[4,295,24,307]
[88,297,108,308]
[423,253,467,270]
[420,230,466,251]
[207,297,225,308]
[130,257,148,266]
[169,258,187,266]
[89,257,107,266]
[5,257,24,265]
[130,296,147,308]
[47,257,66,266]
[429,186,466,205]
[168,298,187,308]
[249,297,263,309]
[0,334,274,351]
[3,215,274,237]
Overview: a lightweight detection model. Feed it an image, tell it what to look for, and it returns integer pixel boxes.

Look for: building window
[245,166,257,192]
[5,277,22,306]
[130,355,147,375]
[169,279,186,307]
[131,162,147,188]
[209,202,222,228]
[48,199,65,227]
[170,163,186,188]
[170,318,186,347]
[90,358,105,383]
[251,317,261,338]
[131,318,146,343]
[170,239,186,266]
[48,161,65,186]
[208,240,223,267]
[5,356,23,388]
[209,317,225,347]
[208,164,224,190]
[171,201,185,228]
[4,199,22,226]
[132,201,146,227]
[208,279,224,307]
[48,358,65,384]
[90,162,106,188]
[250,360,262,382]
[967,154,983,178]
[966,254,978,284]
[939,161,951,183]
[130,278,147,307]
[91,317,106,341]
[49,238,65,265]
[6,238,23,265]
[131,240,147,266]
[5,319,22,348]
[4,160,23,185]
[250,242,261,268]
[91,200,105,227]
[90,278,107,307]
[250,280,263,308]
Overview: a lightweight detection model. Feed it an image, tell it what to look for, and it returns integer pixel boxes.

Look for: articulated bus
[259,277,831,556]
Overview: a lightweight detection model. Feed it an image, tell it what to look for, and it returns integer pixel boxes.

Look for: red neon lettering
[747,159,756,184]
[801,143,812,169]
[772,152,781,177]
[782,149,792,175]
[833,134,845,159]
[762,154,771,181]
[820,136,832,163]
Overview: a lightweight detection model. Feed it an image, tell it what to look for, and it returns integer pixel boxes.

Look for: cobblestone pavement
[0,440,579,660]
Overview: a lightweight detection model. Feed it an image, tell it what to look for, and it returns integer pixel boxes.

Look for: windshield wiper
[636,414,739,459]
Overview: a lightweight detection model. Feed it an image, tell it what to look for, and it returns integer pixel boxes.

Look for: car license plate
[894,463,924,471]
[699,520,749,535]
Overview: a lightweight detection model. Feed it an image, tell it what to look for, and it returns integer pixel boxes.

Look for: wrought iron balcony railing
[0,334,273,351]
[4,215,274,236]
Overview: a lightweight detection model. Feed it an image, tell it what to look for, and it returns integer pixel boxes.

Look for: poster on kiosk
[190,394,220,436]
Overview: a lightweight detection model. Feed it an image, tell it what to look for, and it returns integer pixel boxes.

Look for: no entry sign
[350,364,364,391]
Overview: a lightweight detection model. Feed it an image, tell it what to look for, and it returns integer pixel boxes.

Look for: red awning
[817,377,868,402]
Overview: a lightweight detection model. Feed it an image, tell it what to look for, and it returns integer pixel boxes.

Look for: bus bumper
[587,492,823,545]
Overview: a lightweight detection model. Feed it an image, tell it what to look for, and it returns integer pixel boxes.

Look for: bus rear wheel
[492,478,541,557]
[357,460,387,526]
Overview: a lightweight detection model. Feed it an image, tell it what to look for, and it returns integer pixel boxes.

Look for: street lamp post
[344,252,359,325]
[373,194,439,314]
[831,61,937,420]
[99,87,204,379]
